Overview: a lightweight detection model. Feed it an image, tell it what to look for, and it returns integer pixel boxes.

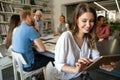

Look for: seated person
[96,15,110,40]
[53,3,116,80]
[12,10,53,71]
[6,14,21,49]
[54,15,70,36]
[34,10,44,36]
[6,14,21,56]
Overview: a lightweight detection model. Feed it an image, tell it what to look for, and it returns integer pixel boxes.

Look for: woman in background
[6,14,21,55]
[54,15,70,36]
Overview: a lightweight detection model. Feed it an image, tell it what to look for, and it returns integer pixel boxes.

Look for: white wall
[52,0,89,32]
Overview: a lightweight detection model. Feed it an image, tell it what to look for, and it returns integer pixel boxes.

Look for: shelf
[0,34,7,37]
[0,0,42,8]
[0,0,53,41]
[0,11,19,15]
[0,22,9,24]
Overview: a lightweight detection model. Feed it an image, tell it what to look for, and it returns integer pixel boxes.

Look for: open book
[84,54,120,71]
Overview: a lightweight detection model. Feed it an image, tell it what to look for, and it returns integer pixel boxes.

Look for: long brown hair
[6,14,20,48]
[72,3,98,49]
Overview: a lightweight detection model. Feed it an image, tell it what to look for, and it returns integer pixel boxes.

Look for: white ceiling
[66,0,120,12]
[93,0,120,11]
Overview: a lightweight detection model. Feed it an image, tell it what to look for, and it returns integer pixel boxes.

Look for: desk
[40,36,120,79]
[44,43,55,53]
[40,34,59,44]
[0,56,12,80]
[39,34,59,58]
[39,43,55,58]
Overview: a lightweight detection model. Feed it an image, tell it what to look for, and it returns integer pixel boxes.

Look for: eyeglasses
[36,14,41,16]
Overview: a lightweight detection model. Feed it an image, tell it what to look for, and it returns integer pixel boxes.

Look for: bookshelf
[0,0,53,43]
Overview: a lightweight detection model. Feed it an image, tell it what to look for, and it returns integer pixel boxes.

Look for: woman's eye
[82,20,86,22]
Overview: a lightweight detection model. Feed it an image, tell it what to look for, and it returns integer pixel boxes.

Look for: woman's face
[77,12,94,34]
[59,16,65,23]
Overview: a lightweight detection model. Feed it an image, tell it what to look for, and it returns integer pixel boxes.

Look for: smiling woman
[53,3,100,80]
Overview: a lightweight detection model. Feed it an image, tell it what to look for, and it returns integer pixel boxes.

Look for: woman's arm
[61,58,93,74]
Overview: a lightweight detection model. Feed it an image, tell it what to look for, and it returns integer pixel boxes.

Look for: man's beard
[31,20,35,26]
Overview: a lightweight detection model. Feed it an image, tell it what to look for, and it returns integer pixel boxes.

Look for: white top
[54,31,100,80]
[57,23,69,34]
[7,27,18,56]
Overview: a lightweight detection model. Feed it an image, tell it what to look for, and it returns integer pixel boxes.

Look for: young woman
[54,3,99,80]
[6,14,21,49]
[54,15,70,36]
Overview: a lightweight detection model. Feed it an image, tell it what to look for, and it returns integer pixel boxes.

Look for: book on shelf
[2,3,13,12]
[0,3,2,11]
[20,0,31,4]
[0,2,5,12]
[9,4,13,12]
[0,15,10,22]
[0,24,9,35]
[14,7,23,13]
[0,15,4,22]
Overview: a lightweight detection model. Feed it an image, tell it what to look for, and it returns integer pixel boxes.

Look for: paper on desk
[0,52,3,57]
[44,43,55,53]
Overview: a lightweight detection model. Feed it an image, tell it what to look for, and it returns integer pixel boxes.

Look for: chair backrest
[44,61,55,80]
[12,51,27,64]
[0,35,3,44]
[12,51,27,80]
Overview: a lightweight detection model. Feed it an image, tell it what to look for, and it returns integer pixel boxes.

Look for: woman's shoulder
[57,31,73,42]
[61,31,72,37]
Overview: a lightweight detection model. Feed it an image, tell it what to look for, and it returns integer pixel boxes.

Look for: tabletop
[0,56,12,69]
[39,34,60,58]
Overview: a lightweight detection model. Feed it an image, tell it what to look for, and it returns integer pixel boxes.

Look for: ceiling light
[94,2,109,12]
[115,0,120,13]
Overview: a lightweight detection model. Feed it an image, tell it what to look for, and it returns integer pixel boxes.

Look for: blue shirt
[12,22,40,68]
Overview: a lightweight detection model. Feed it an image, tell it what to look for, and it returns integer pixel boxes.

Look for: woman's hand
[99,62,117,71]
[34,26,40,32]
[74,58,93,73]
